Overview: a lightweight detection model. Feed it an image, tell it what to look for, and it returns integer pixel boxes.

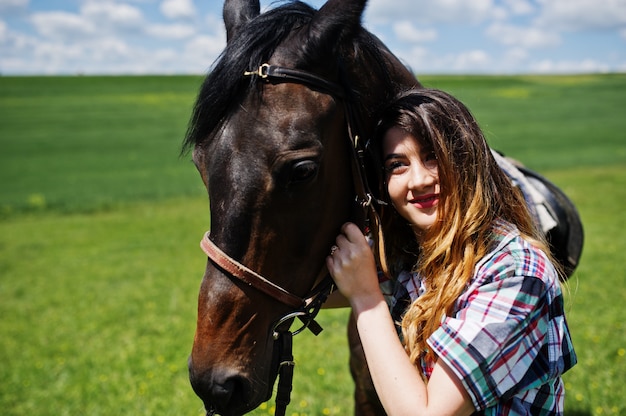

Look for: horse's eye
[286,160,319,186]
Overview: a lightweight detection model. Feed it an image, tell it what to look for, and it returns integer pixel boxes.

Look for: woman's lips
[410,194,439,209]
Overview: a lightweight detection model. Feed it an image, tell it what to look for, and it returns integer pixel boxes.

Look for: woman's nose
[407,163,436,189]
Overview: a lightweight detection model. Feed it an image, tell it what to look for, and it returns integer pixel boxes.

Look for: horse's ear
[308,0,367,50]
[223,0,260,42]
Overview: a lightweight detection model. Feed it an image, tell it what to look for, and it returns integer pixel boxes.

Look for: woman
[326,89,576,415]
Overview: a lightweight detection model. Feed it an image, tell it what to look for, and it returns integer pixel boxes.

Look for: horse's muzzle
[189,359,256,416]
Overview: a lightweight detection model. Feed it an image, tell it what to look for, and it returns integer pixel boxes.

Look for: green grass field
[1,73,625,416]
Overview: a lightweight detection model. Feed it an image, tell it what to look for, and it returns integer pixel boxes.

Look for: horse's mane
[182,1,402,155]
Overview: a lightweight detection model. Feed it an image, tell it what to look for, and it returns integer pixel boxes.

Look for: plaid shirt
[381,220,577,415]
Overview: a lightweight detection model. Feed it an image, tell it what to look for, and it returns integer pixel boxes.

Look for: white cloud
[29,2,146,42]
[160,0,196,20]
[0,20,7,42]
[530,58,613,73]
[0,0,28,12]
[30,11,97,40]
[493,47,530,72]
[502,0,535,16]
[184,33,226,60]
[535,0,626,31]
[503,47,529,62]
[0,0,27,6]
[0,25,30,51]
[81,2,144,28]
[486,23,561,49]
[30,40,85,74]
[392,21,437,43]
[91,38,134,61]
[1,1,225,75]
[453,49,491,70]
[398,45,429,71]
[366,0,496,25]
[397,47,492,74]
[25,36,135,73]
[205,13,224,32]
[146,23,195,39]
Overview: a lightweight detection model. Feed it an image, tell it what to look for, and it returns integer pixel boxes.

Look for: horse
[183,0,418,414]
[183,1,583,415]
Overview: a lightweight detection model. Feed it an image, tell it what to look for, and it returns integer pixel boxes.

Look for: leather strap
[244,63,345,98]
[274,332,295,416]
[200,233,304,309]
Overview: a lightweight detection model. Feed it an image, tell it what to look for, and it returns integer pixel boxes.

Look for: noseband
[199,63,382,416]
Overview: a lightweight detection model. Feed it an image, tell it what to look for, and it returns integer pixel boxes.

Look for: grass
[554,167,626,416]
[0,199,207,415]
[422,73,626,170]
[1,73,625,415]
[0,198,352,416]
[0,76,205,215]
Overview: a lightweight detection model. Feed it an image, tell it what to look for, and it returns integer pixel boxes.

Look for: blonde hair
[373,89,556,365]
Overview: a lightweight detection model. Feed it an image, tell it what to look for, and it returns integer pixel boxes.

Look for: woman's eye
[385,160,407,174]
[423,151,438,170]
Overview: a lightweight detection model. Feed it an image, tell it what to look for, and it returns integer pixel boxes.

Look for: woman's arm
[352,293,475,416]
[327,223,475,416]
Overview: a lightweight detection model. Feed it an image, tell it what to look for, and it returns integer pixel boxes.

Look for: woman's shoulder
[476,219,558,288]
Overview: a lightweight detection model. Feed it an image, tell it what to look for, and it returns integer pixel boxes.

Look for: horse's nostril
[190,369,250,415]
[211,378,237,407]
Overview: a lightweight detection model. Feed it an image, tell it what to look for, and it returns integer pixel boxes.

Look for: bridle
[199,63,383,416]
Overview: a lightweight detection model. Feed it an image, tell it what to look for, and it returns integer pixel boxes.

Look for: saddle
[493,151,584,279]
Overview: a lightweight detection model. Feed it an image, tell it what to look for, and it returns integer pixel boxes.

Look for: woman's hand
[326,223,381,308]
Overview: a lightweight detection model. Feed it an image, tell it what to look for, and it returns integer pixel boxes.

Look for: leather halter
[199,63,383,416]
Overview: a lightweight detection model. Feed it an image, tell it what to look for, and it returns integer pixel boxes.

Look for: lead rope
[270,277,334,415]
[274,332,295,416]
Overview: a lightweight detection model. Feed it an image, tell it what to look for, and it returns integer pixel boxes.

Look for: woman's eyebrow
[384,153,403,162]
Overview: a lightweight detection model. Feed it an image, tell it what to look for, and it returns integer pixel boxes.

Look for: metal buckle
[356,193,373,208]
[244,63,270,79]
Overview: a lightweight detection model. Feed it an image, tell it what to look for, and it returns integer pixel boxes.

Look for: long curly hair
[371,88,553,365]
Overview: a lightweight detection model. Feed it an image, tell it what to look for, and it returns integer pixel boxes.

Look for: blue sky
[1,0,625,75]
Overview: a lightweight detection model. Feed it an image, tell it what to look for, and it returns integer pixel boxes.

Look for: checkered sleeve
[427,249,556,411]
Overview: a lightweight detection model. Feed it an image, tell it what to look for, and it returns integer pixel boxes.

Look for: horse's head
[184,0,417,414]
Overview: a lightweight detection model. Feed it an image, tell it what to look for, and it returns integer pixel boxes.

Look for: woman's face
[382,127,440,235]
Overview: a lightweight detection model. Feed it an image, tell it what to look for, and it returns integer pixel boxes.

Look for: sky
[1,0,625,75]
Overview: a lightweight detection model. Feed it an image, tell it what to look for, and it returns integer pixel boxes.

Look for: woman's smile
[410,193,439,210]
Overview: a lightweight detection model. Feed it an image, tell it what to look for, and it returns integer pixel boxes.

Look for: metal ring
[272,311,310,340]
